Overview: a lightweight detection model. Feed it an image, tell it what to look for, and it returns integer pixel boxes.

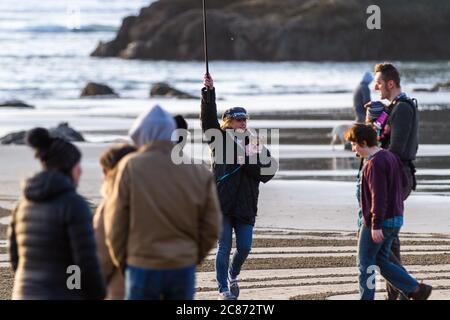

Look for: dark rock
[80,82,118,97]
[0,122,85,145]
[150,82,196,99]
[413,82,450,93]
[431,82,450,92]
[0,100,34,109]
[91,16,139,57]
[0,131,26,145]
[49,122,85,142]
[90,0,450,61]
[413,88,434,92]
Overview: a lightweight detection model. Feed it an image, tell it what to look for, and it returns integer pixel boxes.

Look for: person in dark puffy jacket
[8,128,106,300]
[201,74,278,300]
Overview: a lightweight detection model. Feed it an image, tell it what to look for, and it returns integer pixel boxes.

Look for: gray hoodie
[353,72,374,123]
[129,105,176,148]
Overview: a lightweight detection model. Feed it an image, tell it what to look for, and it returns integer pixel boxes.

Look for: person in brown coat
[94,144,137,299]
[104,105,222,300]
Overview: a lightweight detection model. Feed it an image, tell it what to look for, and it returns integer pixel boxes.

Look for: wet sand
[0,106,449,299]
[0,141,449,233]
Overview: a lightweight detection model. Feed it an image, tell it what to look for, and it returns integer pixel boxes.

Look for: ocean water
[1,0,450,103]
[0,0,449,199]
[0,0,449,141]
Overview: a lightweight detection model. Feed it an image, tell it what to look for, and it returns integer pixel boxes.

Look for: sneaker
[229,277,240,298]
[409,283,432,300]
[218,290,236,300]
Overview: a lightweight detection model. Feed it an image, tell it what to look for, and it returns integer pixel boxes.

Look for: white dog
[329,124,353,150]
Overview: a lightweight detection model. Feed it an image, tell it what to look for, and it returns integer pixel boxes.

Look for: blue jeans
[125,265,195,300]
[215,215,253,293]
[357,224,419,300]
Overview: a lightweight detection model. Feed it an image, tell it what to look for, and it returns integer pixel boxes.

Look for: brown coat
[93,201,125,299]
[104,141,222,271]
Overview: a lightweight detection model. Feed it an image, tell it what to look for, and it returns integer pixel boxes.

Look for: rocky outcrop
[414,82,450,93]
[80,82,118,97]
[150,82,196,99]
[0,123,85,145]
[91,0,450,61]
[0,100,34,109]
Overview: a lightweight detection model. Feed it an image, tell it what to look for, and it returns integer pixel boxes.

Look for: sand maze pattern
[2,228,450,299]
[195,229,450,300]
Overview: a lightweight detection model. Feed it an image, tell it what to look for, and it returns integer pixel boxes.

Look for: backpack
[389,96,419,194]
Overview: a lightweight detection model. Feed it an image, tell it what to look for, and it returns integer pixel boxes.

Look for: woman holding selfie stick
[200,74,277,300]
[200,0,276,300]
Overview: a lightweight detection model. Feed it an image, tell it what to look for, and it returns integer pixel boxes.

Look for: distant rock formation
[0,100,34,109]
[414,82,450,93]
[81,82,118,97]
[0,123,85,145]
[91,0,450,61]
[150,82,196,99]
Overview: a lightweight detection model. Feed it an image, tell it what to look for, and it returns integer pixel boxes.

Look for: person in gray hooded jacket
[104,105,221,300]
[353,71,374,123]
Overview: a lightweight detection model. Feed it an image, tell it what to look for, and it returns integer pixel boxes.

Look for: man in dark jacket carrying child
[373,62,419,299]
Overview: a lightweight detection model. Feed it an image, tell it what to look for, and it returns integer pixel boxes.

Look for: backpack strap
[388,96,419,129]
[393,96,418,110]
[216,166,241,184]
[393,96,419,191]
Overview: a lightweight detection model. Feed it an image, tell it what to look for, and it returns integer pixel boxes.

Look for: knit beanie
[26,128,81,177]
[365,101,386,122]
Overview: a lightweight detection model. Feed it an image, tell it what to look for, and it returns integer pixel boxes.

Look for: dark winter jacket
[8,170,106,300]
[385,96,419,162]
[200,88,278,225]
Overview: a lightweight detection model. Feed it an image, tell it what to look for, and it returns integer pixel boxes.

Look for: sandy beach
[1,132,450,300]
[1,0,449,301]
[1,141,449,232]
[3,97,450,215]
